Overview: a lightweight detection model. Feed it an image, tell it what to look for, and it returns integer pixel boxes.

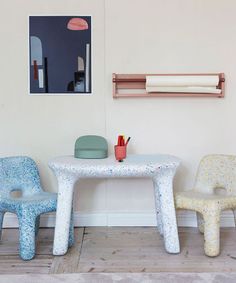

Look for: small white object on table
[48,154,181,256]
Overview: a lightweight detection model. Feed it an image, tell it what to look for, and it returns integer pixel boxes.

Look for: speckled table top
[49,154,180,177]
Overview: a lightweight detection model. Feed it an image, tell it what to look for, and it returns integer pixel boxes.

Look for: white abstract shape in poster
[38,69,44,88]
[30,36,43,65]
[85,43,90,92]
[75,81,85,92]
[78,56,84,71]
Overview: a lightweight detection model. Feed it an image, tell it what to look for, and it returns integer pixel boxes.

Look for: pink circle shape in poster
[67,18,88,30]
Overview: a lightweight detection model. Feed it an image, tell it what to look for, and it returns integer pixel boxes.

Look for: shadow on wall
[73,179,106,211]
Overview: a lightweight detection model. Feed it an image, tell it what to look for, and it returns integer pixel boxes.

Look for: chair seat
[175,190,236,211]
[0,192,57,213]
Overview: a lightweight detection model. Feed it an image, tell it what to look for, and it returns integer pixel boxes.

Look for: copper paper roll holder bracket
[112,73,225,98]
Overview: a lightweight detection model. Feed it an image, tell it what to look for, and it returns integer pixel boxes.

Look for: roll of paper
[146,86,221,94]
[146,75,219,87]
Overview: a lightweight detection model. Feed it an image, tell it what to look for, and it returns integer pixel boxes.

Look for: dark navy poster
[29,16,92,94]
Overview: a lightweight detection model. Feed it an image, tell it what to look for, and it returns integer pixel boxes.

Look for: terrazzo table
[49,154,181,256]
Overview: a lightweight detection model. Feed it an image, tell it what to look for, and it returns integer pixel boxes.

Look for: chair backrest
[194,154,236,195]
[0,156,42,197]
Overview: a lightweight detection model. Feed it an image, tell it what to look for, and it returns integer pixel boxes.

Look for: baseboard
[2,210,235,228]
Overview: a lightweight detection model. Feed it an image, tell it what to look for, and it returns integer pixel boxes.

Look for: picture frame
[29,15,92,95]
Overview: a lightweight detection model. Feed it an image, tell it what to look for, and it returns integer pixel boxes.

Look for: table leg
[152,178,163,236]
[153,168,180,254]
[53,173,76,256]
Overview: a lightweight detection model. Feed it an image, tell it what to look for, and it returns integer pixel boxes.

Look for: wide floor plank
[0,255,53,274]
[0,228,55,274]
[50,228,84,274]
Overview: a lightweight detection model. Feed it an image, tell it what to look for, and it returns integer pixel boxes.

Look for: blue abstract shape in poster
[29,16,92,94]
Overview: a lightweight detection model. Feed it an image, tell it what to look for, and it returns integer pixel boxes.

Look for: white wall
[1,0,236,226]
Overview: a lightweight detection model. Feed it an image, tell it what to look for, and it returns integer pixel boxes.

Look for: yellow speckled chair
[175,154,236,257]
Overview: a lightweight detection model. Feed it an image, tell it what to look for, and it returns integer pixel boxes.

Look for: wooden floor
[0,227,236,274]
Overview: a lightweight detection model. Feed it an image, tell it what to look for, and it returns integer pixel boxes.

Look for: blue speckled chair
[0,156,74,260]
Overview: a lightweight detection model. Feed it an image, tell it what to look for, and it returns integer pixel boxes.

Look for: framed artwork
[29,16,92,95]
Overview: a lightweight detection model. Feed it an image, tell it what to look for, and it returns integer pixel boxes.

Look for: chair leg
[203,210,221,257]
[0,212,5,240]
[197,212,204,234]
[18,213,37,260]
[35,216,40,236]
[68,211,74,248]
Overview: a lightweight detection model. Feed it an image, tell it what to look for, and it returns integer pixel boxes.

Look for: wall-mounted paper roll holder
[112,73,225,98]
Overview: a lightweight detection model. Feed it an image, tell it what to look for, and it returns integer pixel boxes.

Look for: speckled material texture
[0,156,74,260]
[49,154,181,256]
[175,154,236,257]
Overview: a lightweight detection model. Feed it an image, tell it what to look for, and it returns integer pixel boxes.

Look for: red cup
[114,145,127,161]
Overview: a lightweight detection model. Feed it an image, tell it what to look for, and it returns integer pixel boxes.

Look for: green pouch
[74,135,108,159]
